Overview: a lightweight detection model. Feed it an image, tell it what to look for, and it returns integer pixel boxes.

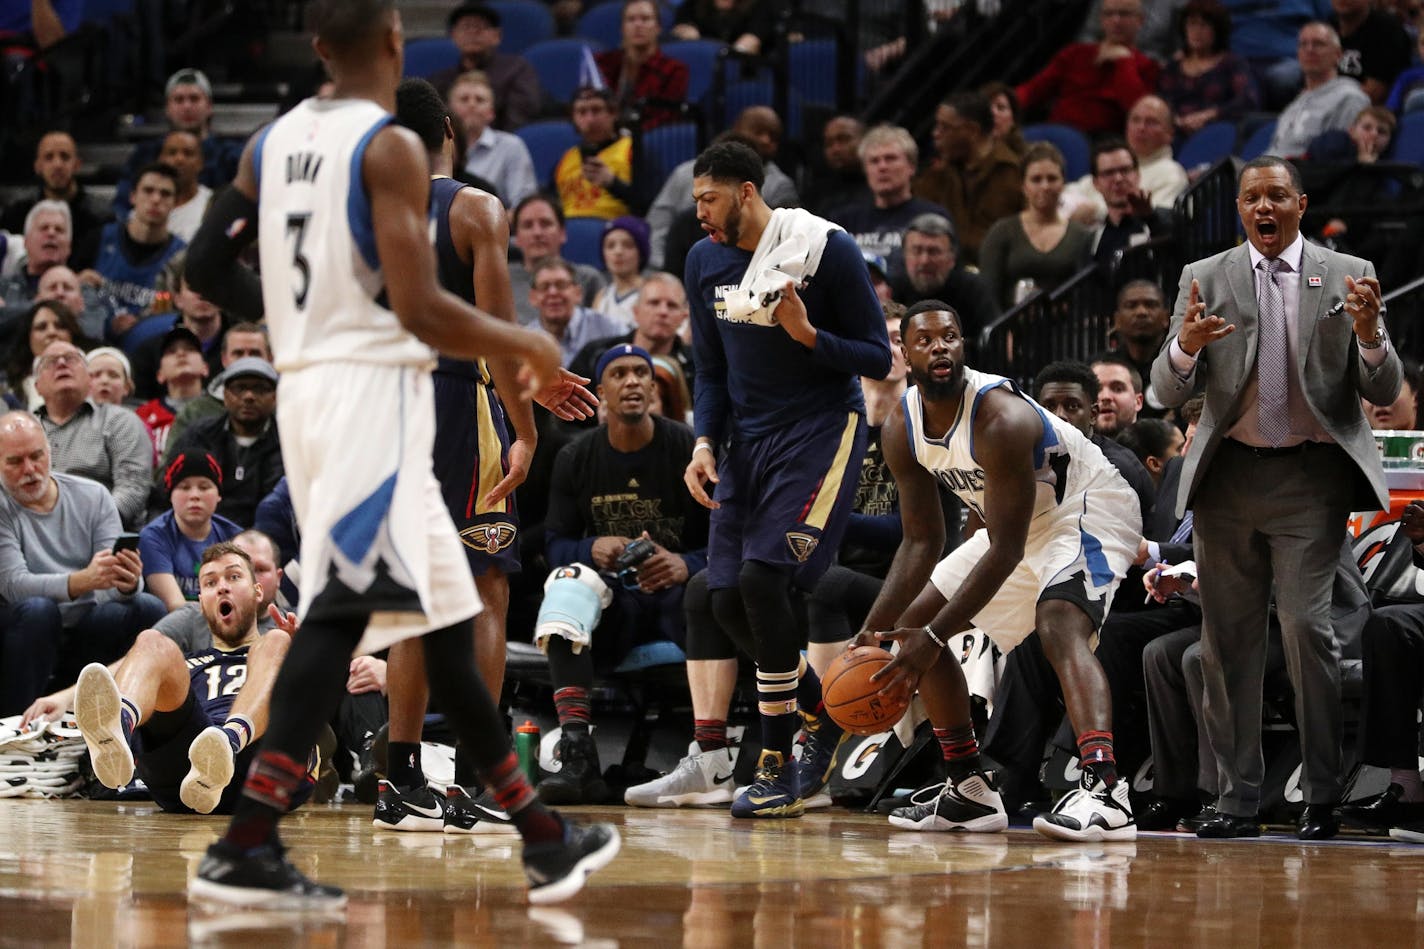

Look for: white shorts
[277,362,481,655]
[929,487,1139,654]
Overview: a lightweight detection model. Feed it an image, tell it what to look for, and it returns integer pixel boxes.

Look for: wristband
[692,442,714,456]
[922,624,947,649]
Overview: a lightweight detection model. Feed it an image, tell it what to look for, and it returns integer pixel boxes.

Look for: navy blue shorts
[707,409,867,592]
[432,370,521,576]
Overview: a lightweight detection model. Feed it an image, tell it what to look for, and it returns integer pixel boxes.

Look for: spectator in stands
[863,253,894,306]
[1158,0,1261,139]
[2,299,87,411]
[0,410,165,717]
[0,0,82,50]
[913,91,1024,267]
[1,131,109,268]
[1269,22,1371,157]
[671,0,780,55]
[428,3,541,131]
[529,258,629,365]
[1099,278,1171,414]
[1092,353,1144,436]
[129,259,227,403]
[165,321,271,449]
[978,142,1093,309]
[508,194,607,325]
[591,216,649,325]
[33,339,152,528]
[1334,0,1412,105]
[534,344,710,805]
[556,87,640,221]
[164,357,283,529]
[158,131,213,244]
[1015,0,1160,135]
[648,113,799,270]
[85,347,135,408]
[1386,29,1424,113]
[596,0,691,131]
[803,115,870,218]
[1084,137,1175,267]
[32,264,111,347]
[890,213,999,344]
[0,201,75,328]
[84,164,186,340]
[570,271,694,392]
[1118,418,1186,489]
[135,327,209,464]
[113,69,243,215]
[1363,355,1421,431]
[980,81,1028,158]
[1066,96,1188,225]
[140,451,242,611]
[447,71,537,208]
[828,124,950,269]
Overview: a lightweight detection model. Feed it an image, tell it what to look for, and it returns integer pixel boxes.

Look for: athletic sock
[118,697,139,740]
[221,714,255,755]
[1392,768,1424,802]
[484,750,562,844]
[1077,730,1118,787]
[553,686,591,737]
[757,667,800,759]
[388,741,423,791]
[934,723,983,782]
[694,719,729,752]
[795,656,827,718]
[226,749,310,850]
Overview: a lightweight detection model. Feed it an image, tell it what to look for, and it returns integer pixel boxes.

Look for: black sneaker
[372,779,445,832]
[189,841,347,910]
[537,732,608,805]
[444,785,518,835]
[523,818,621,905]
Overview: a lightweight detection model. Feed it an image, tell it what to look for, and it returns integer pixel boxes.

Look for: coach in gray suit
[1150,156,1401,840]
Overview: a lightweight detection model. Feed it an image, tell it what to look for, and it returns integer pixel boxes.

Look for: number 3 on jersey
[286,212,312,309]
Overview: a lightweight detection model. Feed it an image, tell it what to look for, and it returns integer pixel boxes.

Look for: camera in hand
[614,537,656,590]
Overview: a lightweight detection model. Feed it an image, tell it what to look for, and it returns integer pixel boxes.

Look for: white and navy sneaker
[181,726,236,814]
[624,745,736,808]
[73,663,134,789]
[523,818,621,905]
[372,779,445,832]
[1033,772,1137,842]
[443,786,517,835]
[190,841,347,910]
[888,771,1008,833]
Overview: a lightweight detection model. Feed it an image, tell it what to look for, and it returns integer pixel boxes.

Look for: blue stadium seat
[1176,120,1238,172]
[1391,112,1424,165]
[403,38,460,79]
[488,0,555,54]
[563,217,608,268]
[640,121,700,186]
[1022,123,1091,181]
[788,38,839,109]
[577,2,626,49]
[661,39,726,104]
[524,38,607,104]
[1237,118,1277,161]
[721,78,801,137]
[515,119,580,189]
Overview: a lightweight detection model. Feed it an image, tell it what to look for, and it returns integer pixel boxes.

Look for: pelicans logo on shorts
[461,522,517,554]
[785,531,819,563]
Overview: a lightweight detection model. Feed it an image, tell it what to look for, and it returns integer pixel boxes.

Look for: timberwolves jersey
[902,368,1122,522]
[253,98,436,371]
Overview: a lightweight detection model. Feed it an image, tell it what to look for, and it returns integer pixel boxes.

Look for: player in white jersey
[853,301,1142,842]
[181,0,618,910]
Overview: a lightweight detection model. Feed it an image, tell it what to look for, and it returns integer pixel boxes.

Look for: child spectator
[140,451,242,611]
[136,327,209,464]
[591,216,649,327]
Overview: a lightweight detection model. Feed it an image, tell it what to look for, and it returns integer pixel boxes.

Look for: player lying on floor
[21,542,311,814]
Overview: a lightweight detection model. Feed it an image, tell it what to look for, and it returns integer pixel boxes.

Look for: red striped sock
[553,686,591,735]
[1077,730,1117,785]
[693,719,728,752]
[934,724,981,780]
[483,751,562,844]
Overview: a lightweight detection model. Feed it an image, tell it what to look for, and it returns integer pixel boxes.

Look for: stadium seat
[515,119,580,189]
[1391,112,1424,165]
[488,0,555,54]
[577,2,626,49]
[563,217,608,268]
[660,39,726,104]
[524,37,607,104]
[403,38,459,79]
[1176,120,1238,172]
[787,37,839,109]
[1237,118,1277,161]
[1022,123,1090,181]
[640,121,700,187]
[721,78,801,138]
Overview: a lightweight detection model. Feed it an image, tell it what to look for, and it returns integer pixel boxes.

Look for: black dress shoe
[1340,784,1424,833]
[1196,811,1261,838]
[1298,803,1340,841]
[1138,797,1200,831]
[1178,803,1218,833]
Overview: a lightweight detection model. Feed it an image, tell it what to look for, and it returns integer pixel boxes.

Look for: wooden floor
[3,800,1424,947]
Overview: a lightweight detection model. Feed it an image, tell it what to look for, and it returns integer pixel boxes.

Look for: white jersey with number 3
[254,97,436,371]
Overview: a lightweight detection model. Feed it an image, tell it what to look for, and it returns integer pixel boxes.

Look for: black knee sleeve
[738,560,799,671]
[706,585,757,660]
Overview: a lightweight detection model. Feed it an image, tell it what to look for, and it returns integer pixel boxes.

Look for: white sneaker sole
[74,664,134,789]
[1032,815,1138,842]
[372,812,444,833]
[181,727,235,814]
[526,827,622,905]
[624,785,735,808]
[889,809,1009,833]
[188,876,348,911]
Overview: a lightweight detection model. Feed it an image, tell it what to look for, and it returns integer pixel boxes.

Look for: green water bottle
[515,720,541,786]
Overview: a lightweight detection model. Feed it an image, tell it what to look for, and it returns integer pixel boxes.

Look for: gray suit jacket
[1151,240,1403,518]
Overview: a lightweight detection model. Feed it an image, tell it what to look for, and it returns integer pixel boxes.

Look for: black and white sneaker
[1033,772,1137,842]
[444,785,518,835]
[189,841,347,910]
[888,771,1008,833]
[523,819,621,905]
[372,779,445,832]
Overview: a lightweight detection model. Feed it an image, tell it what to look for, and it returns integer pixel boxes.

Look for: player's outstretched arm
[365,125,560,392]
[185,133,264,320]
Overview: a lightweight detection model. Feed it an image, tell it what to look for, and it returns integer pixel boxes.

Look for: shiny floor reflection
[2,800,1424,947]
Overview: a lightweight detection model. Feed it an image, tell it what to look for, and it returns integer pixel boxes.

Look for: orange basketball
[822,646,910,736]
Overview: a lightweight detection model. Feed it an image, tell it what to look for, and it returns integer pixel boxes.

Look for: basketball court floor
[2,799,1422,946]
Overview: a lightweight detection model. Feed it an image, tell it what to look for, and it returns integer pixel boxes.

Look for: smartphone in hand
[111,533,141,555]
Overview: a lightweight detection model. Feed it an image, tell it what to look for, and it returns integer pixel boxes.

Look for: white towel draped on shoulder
[722,207,843,326]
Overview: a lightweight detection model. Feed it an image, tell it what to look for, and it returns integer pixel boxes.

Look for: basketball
[822,646,910,736]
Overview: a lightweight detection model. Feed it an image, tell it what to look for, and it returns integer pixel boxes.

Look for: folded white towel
[722,207,843,326]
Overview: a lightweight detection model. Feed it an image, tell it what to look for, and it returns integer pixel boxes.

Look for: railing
[1173,157,1239,277]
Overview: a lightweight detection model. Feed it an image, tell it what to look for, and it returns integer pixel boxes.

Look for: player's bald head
[308,0,397,57]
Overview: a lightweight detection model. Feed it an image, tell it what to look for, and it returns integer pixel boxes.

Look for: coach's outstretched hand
[1177,278,1235,356]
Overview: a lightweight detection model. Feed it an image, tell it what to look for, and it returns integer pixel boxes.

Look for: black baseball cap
[448,3,501,30]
